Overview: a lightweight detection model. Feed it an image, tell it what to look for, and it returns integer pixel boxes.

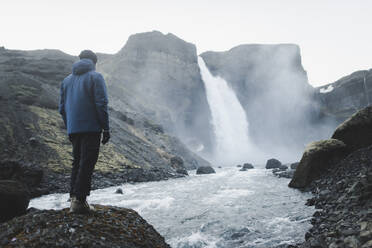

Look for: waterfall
[198,57,263,165]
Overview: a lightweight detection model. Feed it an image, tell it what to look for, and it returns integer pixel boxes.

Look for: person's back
[59,50,110,214]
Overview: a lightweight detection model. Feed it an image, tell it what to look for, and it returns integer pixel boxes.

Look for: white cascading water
[198,57,263,165]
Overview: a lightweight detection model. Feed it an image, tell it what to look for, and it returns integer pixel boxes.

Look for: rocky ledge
[0,205,170,248]
[297,145,372,247]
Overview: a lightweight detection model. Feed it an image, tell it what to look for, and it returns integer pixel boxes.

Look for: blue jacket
[59,59,109,134]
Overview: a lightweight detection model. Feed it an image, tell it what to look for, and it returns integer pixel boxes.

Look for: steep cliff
[0,47,210,196]
[98,31,213,154]
[316,69,372,121]
[200,44,327,157]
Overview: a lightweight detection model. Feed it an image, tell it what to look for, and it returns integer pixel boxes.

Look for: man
[59,50,110,214]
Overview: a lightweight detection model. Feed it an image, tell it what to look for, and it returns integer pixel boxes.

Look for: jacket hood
[72,59,95,75]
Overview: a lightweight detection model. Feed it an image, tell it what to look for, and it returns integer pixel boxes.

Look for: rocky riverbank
[0,205,170,248]
[289,106,372,247]
[297,145,372,247]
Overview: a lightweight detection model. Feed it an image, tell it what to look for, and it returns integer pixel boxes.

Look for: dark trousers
[70,132,101,201]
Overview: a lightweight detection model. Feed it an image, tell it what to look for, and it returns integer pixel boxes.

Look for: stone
[289,139,348,188]
[0,180,30,222]
[196,166,216,174]
[332,106,372,152]
[265,158,282,169]
[115,188,123,194]
[0,205,170,248]
[242,163,254,169]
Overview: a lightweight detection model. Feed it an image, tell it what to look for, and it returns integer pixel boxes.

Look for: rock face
[200,45,325,155]
[289,139,348,188]
[99,31,213,154]
[196,166,216,174]
[316,69,372,121]
[0,180,30,223]
[0,205,170,248]
[332,106,372,152]
[298,145,372,248]
[0,46,210,196]
[0,160,44,197]
[265,158,282,169]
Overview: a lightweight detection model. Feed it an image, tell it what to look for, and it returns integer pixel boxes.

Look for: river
[30,166,313,248]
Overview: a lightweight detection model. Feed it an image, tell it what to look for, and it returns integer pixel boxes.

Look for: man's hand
[68,134,73,143]
[102,130,110,145]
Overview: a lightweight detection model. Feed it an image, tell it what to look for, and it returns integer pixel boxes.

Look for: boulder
[196,166,216,174]
[332,106,372,152]
[265,159,282,169]
[115,188,123,194]
[289,139,348,188]
[242,163,254,169]
[0,160,44,197]
[0,180,30,222]
[0,205,171,248]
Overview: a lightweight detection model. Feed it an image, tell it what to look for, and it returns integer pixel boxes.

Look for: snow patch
[319,85,334,93]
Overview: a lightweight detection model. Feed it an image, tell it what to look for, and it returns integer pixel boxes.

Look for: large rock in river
[332,106,372,152]
[196,166,216,174]
[265,158,282,169]
[0,205,170,248]
[289,139,348,188]
[0,180,30,222]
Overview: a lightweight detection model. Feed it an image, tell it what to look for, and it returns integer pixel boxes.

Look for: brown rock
[289,139,348,188]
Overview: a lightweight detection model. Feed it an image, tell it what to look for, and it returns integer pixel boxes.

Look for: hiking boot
[69,198,93,214]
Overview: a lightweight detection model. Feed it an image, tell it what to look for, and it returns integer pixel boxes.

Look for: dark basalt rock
[196,166,216,174]
[289,139,348,188]
[0,180,30,223]
[0,160,44,198]
[0,205,171,248]
[265,158,282,169]
[115,188,123,194]
[242,163,254,169]
[332,106,372,152]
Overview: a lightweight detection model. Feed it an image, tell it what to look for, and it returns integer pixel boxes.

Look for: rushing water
[30,167,313,248]
[198,57,265,165]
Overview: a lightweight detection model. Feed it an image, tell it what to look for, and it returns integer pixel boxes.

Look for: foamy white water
[30,167,314,248]
[198,57,265,165]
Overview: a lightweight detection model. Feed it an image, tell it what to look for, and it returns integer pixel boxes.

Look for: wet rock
[175,168,188,175]
[266,158,282,169]
[289,139,348,188]
[196,166,216,174]
[0,180,30,222]
[115,188,123,194]
[0,160,44,198]
[242,163,254,169]
[0,205,170,248]
[332,106,372,152]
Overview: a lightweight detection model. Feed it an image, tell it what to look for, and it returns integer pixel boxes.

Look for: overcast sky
[1,0,371,86]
